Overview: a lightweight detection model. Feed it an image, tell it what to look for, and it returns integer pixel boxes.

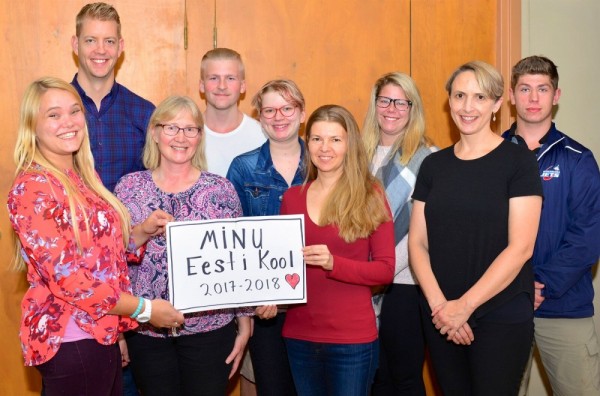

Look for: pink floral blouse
[7,164,137,366]
[114,170,253,338]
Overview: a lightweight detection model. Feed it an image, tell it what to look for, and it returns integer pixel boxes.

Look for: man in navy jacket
[503,55,600,396]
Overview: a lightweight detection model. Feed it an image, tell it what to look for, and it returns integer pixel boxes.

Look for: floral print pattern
[115,170,253,338]
[7,164,136,366]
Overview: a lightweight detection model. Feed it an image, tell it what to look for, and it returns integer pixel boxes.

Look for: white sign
[166,215,306,313]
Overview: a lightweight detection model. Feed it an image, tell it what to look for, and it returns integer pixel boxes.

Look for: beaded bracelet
[130,297,144,319]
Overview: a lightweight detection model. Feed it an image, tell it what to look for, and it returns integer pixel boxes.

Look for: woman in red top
[280,105,395,396]
[7,77,184,396]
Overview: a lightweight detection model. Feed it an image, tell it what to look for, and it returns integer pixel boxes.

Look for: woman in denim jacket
[227,79,306,396]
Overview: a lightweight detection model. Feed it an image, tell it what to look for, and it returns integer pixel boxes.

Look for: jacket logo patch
[541,165,560,180]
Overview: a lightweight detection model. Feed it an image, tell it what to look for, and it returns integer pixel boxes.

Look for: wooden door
[0,1,519,394]
[0,1,186,394]
[412,0,500,148]
[185,0,411,127]
[411,0,521,148]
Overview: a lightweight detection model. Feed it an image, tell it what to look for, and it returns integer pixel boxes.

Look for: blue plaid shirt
[72,74,155,192]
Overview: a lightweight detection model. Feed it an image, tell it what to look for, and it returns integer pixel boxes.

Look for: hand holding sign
[255,305,278,320]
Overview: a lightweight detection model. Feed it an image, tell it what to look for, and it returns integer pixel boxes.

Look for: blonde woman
[280,105,395,396]
[409,61,543,394]
[7,77,182,396]
[114,96,253,396]
[362,72,437,396]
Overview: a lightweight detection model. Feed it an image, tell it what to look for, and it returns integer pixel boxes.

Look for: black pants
[37,340,121,396]
[372,284,426,396]
[127,321,236,396]
[421,297,533,396]
[249,312,297,396]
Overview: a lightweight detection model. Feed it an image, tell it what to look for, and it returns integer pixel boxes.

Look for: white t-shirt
[204,114,266,177]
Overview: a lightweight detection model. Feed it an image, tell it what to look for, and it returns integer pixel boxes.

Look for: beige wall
[521,0,600,394]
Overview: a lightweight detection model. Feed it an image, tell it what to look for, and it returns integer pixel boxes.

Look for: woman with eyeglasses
[280,105,395,396]
[114,96,253,396]
[362,72,437,396]
[409,61,542,394]
[8,77,184,395]
[226,79,305,396]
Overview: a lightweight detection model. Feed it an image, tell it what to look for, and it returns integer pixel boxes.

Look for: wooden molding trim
[496,0,522,133]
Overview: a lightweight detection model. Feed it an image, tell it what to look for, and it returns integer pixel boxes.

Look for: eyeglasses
[375,96,412,111]
[157,124,201,138]
[260,105,297,119]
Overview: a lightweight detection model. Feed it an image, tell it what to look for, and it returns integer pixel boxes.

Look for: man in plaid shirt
[70,2,154,192]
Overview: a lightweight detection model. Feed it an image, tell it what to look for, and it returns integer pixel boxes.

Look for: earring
[492,112,496,122]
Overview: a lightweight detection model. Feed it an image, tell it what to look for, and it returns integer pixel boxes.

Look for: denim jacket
[226,138,305,216]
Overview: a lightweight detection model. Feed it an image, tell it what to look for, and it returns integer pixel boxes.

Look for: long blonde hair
[362,72,431,165]
[12,77,131,269]
[305,105,390,242]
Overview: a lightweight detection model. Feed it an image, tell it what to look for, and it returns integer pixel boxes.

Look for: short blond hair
[200,48,245,80]
[76,2,121,38]
[143,96,207,171]
[445,60,504,101]
[251,79,305,113]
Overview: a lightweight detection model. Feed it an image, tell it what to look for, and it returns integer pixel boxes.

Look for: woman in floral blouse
[114,95,253,396]
[7,77,183,396]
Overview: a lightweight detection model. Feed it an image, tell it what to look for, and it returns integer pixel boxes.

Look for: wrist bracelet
[130,297,144,319]
[136,298,152,323]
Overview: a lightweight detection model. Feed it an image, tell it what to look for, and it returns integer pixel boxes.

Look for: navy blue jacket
[226,139,305,217]
[503,123,600,318]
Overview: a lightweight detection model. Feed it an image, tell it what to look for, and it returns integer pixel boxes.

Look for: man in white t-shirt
[199,48,264,396]
[200,48,266,176]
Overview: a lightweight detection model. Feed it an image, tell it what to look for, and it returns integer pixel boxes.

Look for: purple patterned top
[114,170,253,337]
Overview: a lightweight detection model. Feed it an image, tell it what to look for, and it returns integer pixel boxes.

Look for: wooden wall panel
[497,0,522,133]
[0,1,519,394]
[411,0,498,148]
[0,1,186,394]
[186,0,412,128]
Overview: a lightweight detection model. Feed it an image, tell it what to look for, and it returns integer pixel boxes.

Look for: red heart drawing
[285,273,300,289]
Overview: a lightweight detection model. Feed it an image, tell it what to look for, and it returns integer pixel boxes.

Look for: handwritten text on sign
[166,215,306,313]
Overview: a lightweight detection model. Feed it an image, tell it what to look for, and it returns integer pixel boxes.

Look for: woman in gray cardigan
[362,72,437,396]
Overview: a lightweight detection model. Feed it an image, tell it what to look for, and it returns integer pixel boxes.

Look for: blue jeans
[122,366,139,396]
[285,338,379,396]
